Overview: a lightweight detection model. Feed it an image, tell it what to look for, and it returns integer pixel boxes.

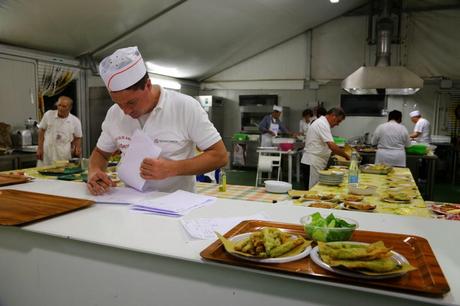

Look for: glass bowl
[300,214,358,242]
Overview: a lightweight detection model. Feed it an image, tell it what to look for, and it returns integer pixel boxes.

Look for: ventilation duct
[342,0,423,95]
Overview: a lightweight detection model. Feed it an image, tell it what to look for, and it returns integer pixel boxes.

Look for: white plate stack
[319,171,344,186]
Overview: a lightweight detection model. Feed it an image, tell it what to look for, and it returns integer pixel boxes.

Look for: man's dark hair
[302,109,314,117]
[316,106,327,117]
[388,110,402,123]
[327,107,345,119]
[125,72,149,91]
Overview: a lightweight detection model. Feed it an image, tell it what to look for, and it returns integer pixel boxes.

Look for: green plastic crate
[233,132,249,141]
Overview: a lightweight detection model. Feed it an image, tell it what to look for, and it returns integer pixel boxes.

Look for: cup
[81,158,89,171]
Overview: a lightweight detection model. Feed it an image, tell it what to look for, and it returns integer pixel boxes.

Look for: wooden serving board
[201,220,450,297]
[0,189,94,226]
[0,173,31,187]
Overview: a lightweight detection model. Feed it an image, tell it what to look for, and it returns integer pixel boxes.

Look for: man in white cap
[409,110,431,143]
[87,46,228,194]
[258,105,295,147]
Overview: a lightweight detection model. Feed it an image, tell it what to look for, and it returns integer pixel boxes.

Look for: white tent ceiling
[0,0,366,80]
[1,0,457,81]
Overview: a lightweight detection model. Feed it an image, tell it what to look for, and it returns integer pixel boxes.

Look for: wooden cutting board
[0,173,31,187]
[0,189,94,225]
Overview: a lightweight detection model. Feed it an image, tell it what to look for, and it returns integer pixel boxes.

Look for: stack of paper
[130,190,216,217]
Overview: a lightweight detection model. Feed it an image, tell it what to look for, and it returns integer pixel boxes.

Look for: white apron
[37,120,74,167]
[375,148,406,167]
[261,122,279,147]
[303,153,329,189]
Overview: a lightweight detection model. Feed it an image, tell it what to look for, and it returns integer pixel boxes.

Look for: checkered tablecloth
[195,182,289,203]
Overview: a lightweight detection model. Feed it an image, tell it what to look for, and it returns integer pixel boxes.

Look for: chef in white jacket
[301,107,350,189]
[409,110,431,143]
[372,110,411,167]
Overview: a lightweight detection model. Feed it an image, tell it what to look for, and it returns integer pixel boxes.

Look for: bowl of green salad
[300,212,358,242]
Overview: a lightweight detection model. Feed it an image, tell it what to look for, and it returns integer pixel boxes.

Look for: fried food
[343,201,376,211]
[318,241,401,273]
[342,194,364,202]
[233,227,306,258]
[308,201,338,209]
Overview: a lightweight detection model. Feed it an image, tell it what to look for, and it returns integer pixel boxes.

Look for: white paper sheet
[130,190,216,217]
[117,129,161,191]
[89,186,160,204]
[180,213,269,240]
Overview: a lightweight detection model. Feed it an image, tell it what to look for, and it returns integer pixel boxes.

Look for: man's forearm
[89,148,111,173]
[174,141,228,176]
[328,142,349,160]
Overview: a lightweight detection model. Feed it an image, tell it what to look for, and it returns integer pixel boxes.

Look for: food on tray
[343,201,376,211]
[300,212,357,242]
[216,228,310,259]
[303,192,337,201]
[431,204,460,215]
[361,164,393,174]
[308,201,339,209]
[288,190,306,199]
[348,184,377,196]
[381,191,412,203]
[318,241,416,274]
[341,194,364,202]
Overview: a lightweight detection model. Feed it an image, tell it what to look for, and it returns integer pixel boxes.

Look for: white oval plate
[228,232,311,263]
[310,242,409,279]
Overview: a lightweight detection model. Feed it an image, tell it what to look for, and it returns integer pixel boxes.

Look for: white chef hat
[98,46,147,92]
[409,110,421,117]
[273,105,283,112]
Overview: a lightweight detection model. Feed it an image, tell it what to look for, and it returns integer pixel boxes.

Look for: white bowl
[264,180,292,193]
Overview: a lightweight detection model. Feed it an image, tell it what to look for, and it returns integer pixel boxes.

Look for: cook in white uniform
[36,96,82,167]
[372,110,411,167]
[409,110,431,143]
[299,108,313,137]
[301,107,350,189]
[258,105,290,147]
[87,46,227,195]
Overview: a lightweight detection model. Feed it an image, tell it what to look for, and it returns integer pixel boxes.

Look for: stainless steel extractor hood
[342,0,423,95]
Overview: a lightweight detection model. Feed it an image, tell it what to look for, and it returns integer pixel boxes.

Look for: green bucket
[406,144,427,155]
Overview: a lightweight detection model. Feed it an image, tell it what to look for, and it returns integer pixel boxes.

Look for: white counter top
[1,179,459,306]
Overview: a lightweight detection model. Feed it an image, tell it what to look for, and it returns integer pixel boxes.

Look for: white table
[257,148,302,184]
[0,180,459,306]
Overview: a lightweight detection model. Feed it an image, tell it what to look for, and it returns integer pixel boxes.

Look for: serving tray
[0,173,31,187]
[200,220,450,297]
[0,189,94,225]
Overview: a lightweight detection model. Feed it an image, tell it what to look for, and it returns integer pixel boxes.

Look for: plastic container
[406,144,427,155]
[218,170,227,192]
[264,180,292,193]
[278,143,294,151]
[333,136,347,146]
[233,133,249,141]
[300,214,358,242]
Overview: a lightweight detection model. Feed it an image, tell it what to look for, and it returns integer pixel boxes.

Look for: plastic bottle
[348,151,359,186]
[218,169,227,192]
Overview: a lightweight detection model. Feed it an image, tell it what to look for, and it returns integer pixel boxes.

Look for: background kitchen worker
[409,110,431,143]
[258,105,296,147]
[36,96,82,166]
[372,110,411,167]
[299,108,313,137]
[88,46,227,195]
[301,107,350,189]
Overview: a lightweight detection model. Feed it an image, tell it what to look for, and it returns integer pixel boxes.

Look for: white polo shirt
[96,87,222,192]
[413,117,431,143]
[301,116,333,168]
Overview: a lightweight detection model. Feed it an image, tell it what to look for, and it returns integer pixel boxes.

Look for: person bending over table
[301,107,350,189]
[87,46,227,195]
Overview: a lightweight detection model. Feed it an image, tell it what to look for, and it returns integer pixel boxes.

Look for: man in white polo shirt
[301,107,350,189]
[87,46,227,194]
